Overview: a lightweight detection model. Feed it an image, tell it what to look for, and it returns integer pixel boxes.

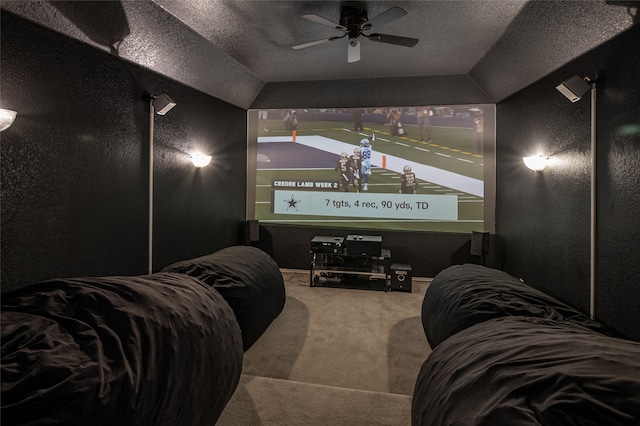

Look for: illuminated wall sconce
[151,94,176,115]
[523,154,548,172]
[0,108,17,132]
[191,153,212,168]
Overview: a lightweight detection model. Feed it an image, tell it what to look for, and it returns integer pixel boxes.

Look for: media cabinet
[310,248,391,291]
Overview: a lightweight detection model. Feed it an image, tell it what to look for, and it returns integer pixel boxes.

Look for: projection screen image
[247,105,495,233]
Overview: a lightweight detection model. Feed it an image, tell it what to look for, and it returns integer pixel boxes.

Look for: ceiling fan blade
[347,39,361,63]
[302,13,346,30]
[364,6,407,29]
[368,33,419,47]
[292,36,343,50]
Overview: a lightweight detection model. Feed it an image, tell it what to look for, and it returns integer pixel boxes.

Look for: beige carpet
[217,269,432,425]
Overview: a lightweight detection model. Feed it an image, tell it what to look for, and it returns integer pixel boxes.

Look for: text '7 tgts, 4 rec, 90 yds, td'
[272,190,458,220]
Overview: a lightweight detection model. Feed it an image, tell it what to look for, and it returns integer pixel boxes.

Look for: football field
[253,118,486,233]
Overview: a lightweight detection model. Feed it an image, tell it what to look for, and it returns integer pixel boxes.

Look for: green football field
[253,118,486,233]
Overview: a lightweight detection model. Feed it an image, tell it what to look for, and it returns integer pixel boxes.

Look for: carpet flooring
[217,269,432,425]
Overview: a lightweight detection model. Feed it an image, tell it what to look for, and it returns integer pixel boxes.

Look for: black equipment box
[345,235,382,257]
[389,263,412,292]
[311,236,345,254]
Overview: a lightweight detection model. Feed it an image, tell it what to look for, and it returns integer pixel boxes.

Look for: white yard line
[259,135,484,197]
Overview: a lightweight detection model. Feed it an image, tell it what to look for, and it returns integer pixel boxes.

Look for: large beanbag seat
[421,264,605,348]
[162,246,285,351]
[1,273,243,426]
[412,316,640,426]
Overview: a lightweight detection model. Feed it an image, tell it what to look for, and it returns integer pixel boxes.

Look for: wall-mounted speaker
[555,75,592,103]
[246,220,259,242]
[239,220,260,245]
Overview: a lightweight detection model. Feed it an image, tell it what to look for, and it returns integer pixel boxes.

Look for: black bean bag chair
[412,316,640,426]
[1,273,243,426]
[162,246,286,351]
[421,264,605,348]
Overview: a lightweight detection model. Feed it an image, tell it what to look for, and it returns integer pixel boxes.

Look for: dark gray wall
[1,12,247,293]
[251,75,492,109]
[496,25,640,341]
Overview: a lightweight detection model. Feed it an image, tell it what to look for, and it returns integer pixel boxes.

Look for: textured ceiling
[2,0,637,108]
[152,0,528,81]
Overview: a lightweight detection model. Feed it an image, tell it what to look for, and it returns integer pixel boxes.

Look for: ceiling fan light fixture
[348,39,361,63]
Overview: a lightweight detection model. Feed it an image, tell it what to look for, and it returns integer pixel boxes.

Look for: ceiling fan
[292,5,419,63]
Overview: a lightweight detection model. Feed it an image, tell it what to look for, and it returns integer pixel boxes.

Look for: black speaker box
[239,220,259,245]
[470,231,490,256]
[247,220,259,242]
[389,263,412,292]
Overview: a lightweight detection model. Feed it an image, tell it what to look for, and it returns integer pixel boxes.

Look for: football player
[350,147,363,192]
[359,134,375,191]
[335,152,352,192]
[400,165,417,194]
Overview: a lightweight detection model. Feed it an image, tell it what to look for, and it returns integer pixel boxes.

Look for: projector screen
[246,105,495,234]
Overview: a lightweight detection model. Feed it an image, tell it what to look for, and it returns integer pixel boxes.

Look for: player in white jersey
[359,134,375,190]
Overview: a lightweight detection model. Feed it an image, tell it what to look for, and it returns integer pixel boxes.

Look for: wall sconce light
[0,108,17,132]
[555,74,593,103]
[151,94,176,115]
[191,153,212,168]
[523,154,548,172]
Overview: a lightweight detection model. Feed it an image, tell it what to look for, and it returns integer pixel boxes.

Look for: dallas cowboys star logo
[284,194,301,211]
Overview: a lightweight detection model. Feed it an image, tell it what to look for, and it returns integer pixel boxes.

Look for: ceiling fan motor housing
[340,7,369,37]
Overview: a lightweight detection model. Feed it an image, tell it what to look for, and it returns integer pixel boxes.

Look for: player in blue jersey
[359,134,375,190]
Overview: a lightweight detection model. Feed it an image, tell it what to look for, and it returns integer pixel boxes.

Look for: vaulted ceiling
[3,1,637,108]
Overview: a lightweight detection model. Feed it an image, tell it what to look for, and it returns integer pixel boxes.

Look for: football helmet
[340,152,348,159]
[403,165,412,173]
[354,147,361,155]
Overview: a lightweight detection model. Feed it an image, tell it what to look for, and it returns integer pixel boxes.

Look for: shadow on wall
[51,1,130,54]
